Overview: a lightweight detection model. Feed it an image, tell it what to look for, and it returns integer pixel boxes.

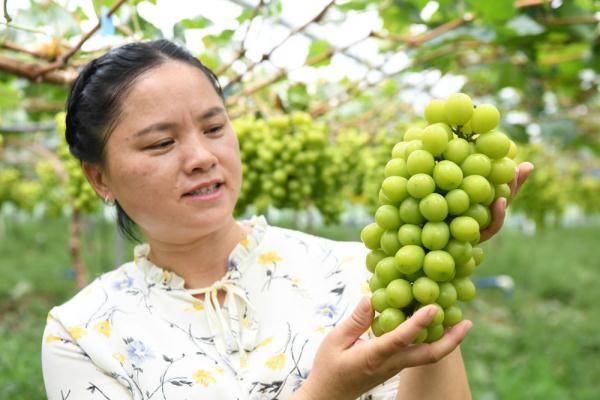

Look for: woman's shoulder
[265,223,367,255]
[47,261,138,327]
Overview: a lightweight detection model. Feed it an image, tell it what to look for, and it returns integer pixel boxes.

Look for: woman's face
[101,61,242,243]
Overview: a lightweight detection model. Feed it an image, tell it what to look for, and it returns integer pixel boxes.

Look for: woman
[41,39,531,399]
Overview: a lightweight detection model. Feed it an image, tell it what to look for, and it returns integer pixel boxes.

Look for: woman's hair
[65,39,224,241]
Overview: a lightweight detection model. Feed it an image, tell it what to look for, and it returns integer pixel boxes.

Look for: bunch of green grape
[361,93,518,342]
[233,112,347,223]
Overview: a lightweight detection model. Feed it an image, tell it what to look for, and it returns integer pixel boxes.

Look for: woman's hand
[294,298,472,400]
[480,161,534,242]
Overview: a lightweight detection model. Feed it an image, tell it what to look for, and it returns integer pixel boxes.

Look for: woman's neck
[145,217,248,289]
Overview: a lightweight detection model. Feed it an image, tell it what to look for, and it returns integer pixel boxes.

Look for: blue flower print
[292,369,310,392]
[126,340,155,365]
[113,276,134,291]
[316,303,338,319]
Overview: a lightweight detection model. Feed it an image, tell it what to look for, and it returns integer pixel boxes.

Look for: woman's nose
[182,135,218,174]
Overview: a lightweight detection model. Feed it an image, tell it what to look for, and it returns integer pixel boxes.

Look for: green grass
[1,214,599,399]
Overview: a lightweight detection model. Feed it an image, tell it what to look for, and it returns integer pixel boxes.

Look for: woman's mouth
[183,182,224,200]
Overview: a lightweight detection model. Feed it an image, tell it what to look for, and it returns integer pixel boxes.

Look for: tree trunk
[70,209,87,289]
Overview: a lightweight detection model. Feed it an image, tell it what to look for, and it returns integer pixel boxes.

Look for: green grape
[379,190,395,205]
[375,257,403,286]
[385,158,409,178]
[464,204,491,229]
[461,154,492,177]
[494,183,511,201]
[421,222,450,250]
[404,140,424,157]
[444,93,473,126]
[461,175,493,204]
[380,230,402,256]
[449,216,480,243]
[461,120,472,136]
[437,282,458,308]
[429,303,445,325]
[392,141,408,159]
[366,249,387,273]
[386,279,413,308]
[455,257,476,278]
[371,288,391,313]
[375,205,402,230]
[443,305,463,327]
[425,324,445,343]
[412,277,440,304]
[403,127,424,141]
[452,277,476,301]
[398,224,422,246]
[475,131,510,159]
[445,189,470,215]
[361,223,385,249]
[482,184,496,206]
[405,268,425,282]
[488,157,517,184]
[380,308,406,333]
[371,316,384,337]
[470,104,500,134]
[507,139,518,159]
[421,124,449,156]
[423,250,455,282]
[433,160,463,191]
[443,138,470,165]
[419,193,448,222]
[381,176,409,203]
[424,99,447,124]
[472,246,484,265]
[395,244,425,275]
[407,173,436,199]
[445,239,473,265]
[369,274,385,292]
[399,197,425,225]
[432,123,454,141]
[407,149,435,175]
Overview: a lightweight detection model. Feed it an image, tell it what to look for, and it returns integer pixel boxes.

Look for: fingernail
[426,305,437,317]
[500,197,507,207]
[463,320,473,333]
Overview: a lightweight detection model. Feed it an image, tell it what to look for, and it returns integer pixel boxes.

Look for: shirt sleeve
[42,315,133,400]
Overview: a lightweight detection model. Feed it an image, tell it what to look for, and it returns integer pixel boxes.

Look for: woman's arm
[395,346,471,400]
[42,316,133,399]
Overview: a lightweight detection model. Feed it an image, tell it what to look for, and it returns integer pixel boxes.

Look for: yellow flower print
[342,255,354,262]
[265,353,286,371]
[94,320,111,338]
[240,356,248,369]
[315,326,326,334]
[291,277,301,287]
[67,326,86,340]
[255,336,273,350]
[45,334,61,343]
[240,238,249,249]
[193,369,216,387]
[46,312,54,322]
[361,281,371,295]
[113,353,125,364]
[242,317,250,328]
[193,301,204,311]
[162,270,170,283]
[258,251,283,265]
[216,367,225,375]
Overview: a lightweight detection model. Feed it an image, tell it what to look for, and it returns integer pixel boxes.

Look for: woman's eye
[207,125,223,135]
[149,140,173,149]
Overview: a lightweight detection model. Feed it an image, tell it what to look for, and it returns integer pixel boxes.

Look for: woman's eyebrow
[133,106,226,138]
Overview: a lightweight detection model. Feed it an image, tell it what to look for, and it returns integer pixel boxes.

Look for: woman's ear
[82,161,113,201]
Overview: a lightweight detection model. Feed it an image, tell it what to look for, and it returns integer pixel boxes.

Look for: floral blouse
[42,215,401,399]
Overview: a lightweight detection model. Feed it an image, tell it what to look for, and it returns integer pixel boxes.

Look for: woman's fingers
[509,162,534,202]
[330,296,374,349]
[479,197,506,242]
[394,320,472,368]
[366,305,438,367]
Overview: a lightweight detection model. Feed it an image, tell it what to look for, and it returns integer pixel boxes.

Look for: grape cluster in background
[361,93,519,342]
